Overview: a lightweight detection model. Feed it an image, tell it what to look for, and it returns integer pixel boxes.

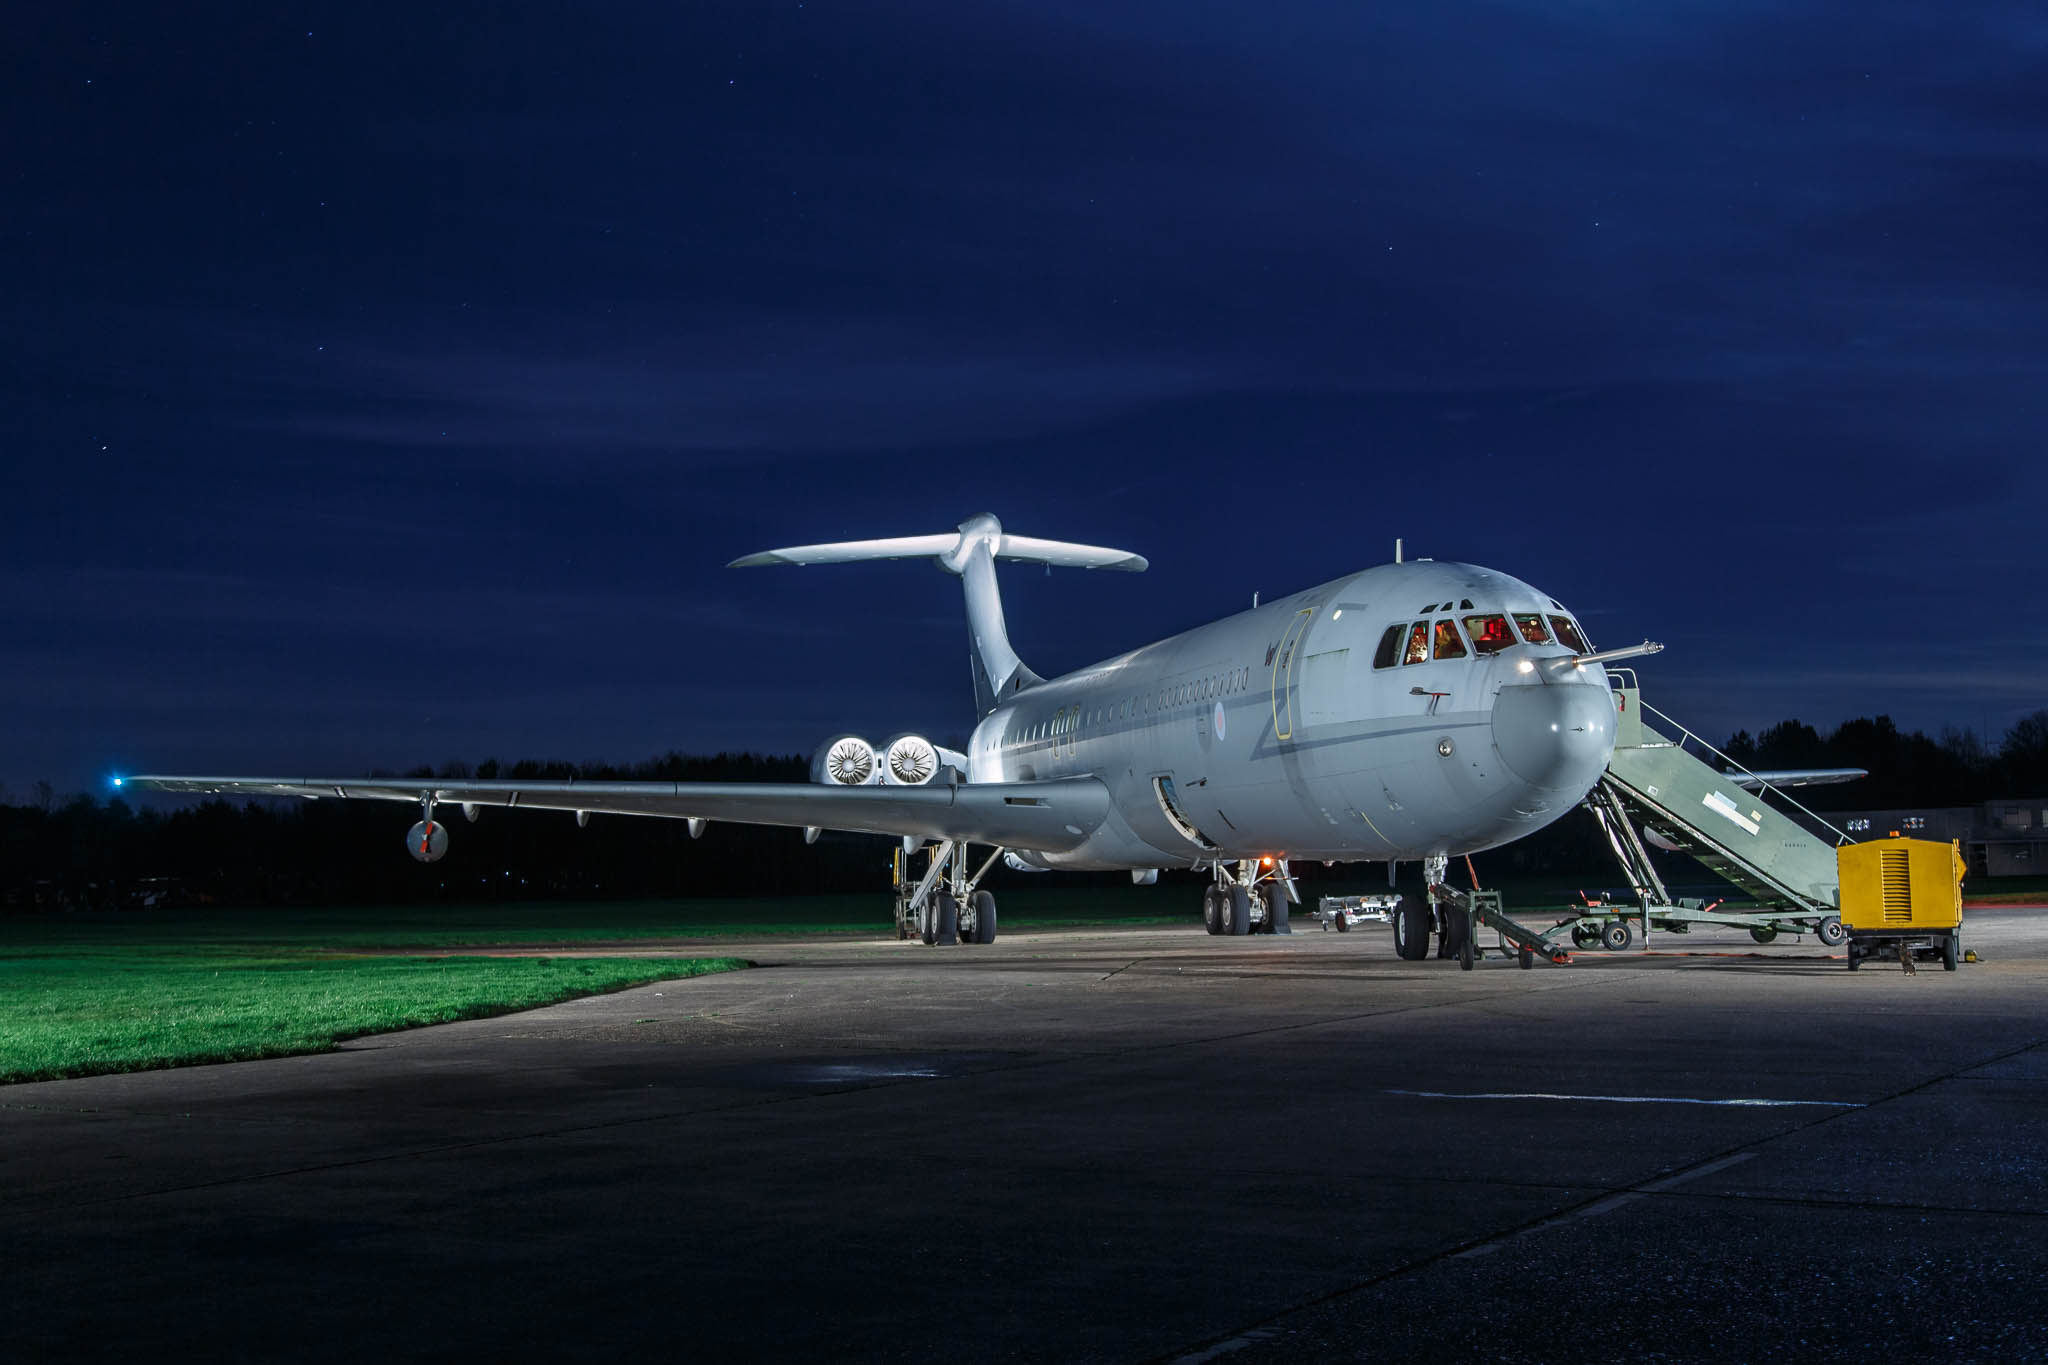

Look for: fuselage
[968,560,1617,869]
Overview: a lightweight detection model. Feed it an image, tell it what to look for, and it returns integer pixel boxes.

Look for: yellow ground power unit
[1835,836,1965,971]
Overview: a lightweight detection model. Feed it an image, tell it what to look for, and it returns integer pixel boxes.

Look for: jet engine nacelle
[406,820,449,862]
[812,734,880,786]
[882,734,940,786]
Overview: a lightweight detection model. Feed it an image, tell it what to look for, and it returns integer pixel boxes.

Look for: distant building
[1789,799,2046,878]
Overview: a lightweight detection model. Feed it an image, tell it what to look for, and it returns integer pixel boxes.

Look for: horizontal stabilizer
[730,518,1146,573]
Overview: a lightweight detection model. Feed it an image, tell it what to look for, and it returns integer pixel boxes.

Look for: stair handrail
[1626,694,1855,846]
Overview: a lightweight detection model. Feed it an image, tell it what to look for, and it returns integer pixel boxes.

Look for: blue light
[111,776,124,787]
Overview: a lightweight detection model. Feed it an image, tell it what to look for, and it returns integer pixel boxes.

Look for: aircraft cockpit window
[1373,624,1405,669]
[1512,613,1551,645]
[1401,621,1430,665]
[1432,620,1468,660]
[1421,603,1438,613]
[1549,615,1591,652]
[1459,599,1474,610]
[1462,613,1515,656]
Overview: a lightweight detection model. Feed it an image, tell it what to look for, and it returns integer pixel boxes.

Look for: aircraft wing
[1723,768,1868,790]
[119,774,1112,851]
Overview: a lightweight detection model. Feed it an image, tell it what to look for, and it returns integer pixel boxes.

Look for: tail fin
[730,513,1147,715]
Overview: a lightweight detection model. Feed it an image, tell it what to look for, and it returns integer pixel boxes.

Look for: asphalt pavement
[4,908,2044,1362]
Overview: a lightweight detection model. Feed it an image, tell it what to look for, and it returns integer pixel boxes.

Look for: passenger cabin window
[1462,613,1515,656]
[1432,620,1468,660]
[1512,613,1551,645]
[1401,621,1430,665]
[1373,624,1405,669]
[1549,615,1591,652]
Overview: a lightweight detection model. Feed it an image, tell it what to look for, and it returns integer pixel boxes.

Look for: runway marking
[1167,1327,1281,1363]
[1384,1089,1864,1108]
[1454,1151,1760,1259]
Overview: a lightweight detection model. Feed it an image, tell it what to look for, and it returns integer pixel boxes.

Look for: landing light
[111,776,124,787]
[1261,856,1273,867]
[1516,660,1534,674]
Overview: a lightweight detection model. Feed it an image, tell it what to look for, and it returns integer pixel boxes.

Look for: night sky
[8,4,2045,798]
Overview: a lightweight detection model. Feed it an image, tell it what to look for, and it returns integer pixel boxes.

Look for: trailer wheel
[1815,916,1845,947]
[1601,921,1632,952]
[1943,932,1959,971]
[1334,910,1350,932]
[1519,946,1534,970]
[1571,924,1598,949]
[1845,943,1861,971]
[1438,905,1470,960]
[1749,927,1778,945]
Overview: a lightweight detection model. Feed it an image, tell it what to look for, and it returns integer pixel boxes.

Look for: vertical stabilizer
[730,512,1147,717]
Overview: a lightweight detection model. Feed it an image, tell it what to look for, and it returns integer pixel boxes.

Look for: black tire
[1943,931,1959,971]
[934,892,959,946]
[1601,921,1632,952]
[1571,924,1597,949]
[1749,927,1778,945]
[1334,911,1350,932]
[1458,920,1475,971]
[1227,885,1251,936]
[1203,887,1222,935]
[1263,886,1290,934]
[1846,942,1861,971]
[1438,905,1469,960]
[1394,896,1431,961]
[919,899,937,945]
[972,890,997,945]
[1519,946,1534,970]
[1816,915,1846,947]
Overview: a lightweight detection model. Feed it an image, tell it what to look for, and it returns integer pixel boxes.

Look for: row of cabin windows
[1371,611,1591,669]
[1009,666,1258,747]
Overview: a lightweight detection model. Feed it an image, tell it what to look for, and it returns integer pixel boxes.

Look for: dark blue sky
[7,3,2045,796]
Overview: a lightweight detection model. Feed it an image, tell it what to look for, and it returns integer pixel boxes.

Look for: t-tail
[729,512,1147,715]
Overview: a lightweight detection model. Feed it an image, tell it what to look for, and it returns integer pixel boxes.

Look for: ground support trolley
[1837,836,1964,974]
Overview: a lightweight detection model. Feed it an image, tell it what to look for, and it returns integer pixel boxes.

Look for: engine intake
[812,735,879,786]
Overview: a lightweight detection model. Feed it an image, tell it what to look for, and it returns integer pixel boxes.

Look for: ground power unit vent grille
[1879,847,1912,924]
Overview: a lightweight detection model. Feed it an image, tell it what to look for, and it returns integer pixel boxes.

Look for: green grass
[0,887,1199,1085]
[0,909,749,1084]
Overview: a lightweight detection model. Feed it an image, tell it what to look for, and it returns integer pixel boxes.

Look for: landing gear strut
[896,841,1002,946]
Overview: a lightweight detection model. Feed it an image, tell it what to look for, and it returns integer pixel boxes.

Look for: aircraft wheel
[1261,885,1289,934]
[972,890,998,945]
[1601,921,1632,952]
[1227,885,1251,936]
[1815,916,1846,947]
[1943,931,1959,971]
[1203,887,1222,935]
[1438,906,1469,960]
[1749,927,1779,945]
[1393,897,1431,961]
[934,892,959,946]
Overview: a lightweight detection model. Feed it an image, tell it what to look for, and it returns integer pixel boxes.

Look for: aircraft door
[1270,609,1313,740]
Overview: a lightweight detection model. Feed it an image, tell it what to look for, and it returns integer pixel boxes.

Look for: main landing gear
[1201,859,1293,937]
[895,840,1000,946]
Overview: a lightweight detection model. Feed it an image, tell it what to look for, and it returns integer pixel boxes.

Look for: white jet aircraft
[125,513,1661,954]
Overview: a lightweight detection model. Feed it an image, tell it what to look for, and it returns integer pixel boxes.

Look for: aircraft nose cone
[1491,682,1616,793]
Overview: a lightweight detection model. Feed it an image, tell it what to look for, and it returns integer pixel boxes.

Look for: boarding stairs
[1579,673,1852,943]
